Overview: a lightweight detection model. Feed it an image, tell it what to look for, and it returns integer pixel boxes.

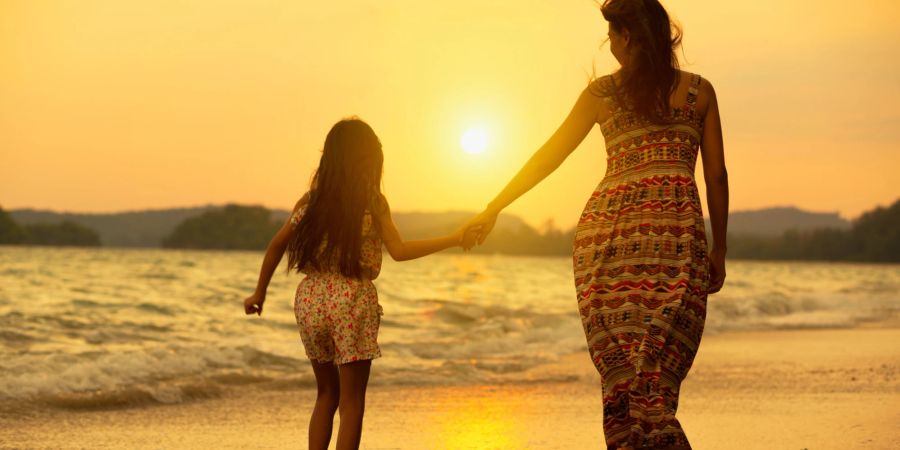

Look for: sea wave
[0,344,313,411]
[0,248,897,412]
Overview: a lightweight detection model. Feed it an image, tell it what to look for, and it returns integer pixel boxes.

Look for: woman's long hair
[286,118,384,278]
[601,0,682,123]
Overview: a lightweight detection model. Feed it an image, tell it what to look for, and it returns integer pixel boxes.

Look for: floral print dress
[290,203,384,365]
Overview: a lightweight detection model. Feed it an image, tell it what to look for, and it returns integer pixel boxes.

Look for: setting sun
[460,128,489,155]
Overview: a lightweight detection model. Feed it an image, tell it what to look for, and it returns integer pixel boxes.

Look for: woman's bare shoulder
[677,70,716,114]
[681,70,713,91]
[587,74,616,98]
[696,74,717,116]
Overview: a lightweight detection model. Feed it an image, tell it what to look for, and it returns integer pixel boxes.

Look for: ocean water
[1,247,898,412]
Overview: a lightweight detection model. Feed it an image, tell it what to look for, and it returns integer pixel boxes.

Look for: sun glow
[460,127,489,155]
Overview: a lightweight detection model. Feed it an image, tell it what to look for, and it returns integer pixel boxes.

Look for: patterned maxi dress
[573,73,709,450]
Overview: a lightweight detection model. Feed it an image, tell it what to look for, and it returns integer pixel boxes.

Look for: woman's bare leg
[309,360,340,450]
[335,360,371,450]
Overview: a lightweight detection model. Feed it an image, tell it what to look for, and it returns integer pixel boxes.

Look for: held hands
[454,208,501,251]
[464,208,500,246]
[244,291,266,316]
[459,226,480,250]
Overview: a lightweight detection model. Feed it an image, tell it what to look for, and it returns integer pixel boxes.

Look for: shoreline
[4,245,900,266]
[2,326,898,449]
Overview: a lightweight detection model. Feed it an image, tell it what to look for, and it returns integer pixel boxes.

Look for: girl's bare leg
[335,360,371,450]
[309,360,340,450]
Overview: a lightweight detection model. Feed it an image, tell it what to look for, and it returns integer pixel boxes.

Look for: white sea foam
[0,247,897,410]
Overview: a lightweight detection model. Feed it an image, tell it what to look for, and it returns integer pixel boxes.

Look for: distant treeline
[157,204,575,255]
[0,207,100,247]
[5,199,898,263]
[156,198,900,262]
[161,204,281,250]
[725,199,899,262]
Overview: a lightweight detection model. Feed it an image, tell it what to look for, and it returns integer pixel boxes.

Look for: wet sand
[2,326,898,449]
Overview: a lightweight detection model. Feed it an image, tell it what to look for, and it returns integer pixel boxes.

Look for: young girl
[243,117,476,450]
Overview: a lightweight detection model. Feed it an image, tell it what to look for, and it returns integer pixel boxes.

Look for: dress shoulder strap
[686,73,701,115]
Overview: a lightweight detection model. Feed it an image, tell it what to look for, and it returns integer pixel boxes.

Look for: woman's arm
[374,195,473,261]
[244,193,309,315]
[699,79,729,294]
[469,86,604,242]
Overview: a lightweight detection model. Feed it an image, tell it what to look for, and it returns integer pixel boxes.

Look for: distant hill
[11,206,222,247]
[705,206,851,237]
[391,210,533,239]
[724,199,899,262]
[161,205,283,250]
[9,206,534,249]
[10,203,882,257]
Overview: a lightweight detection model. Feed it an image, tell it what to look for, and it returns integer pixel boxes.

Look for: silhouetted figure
[244,118,477,450]
[467,1,729,448]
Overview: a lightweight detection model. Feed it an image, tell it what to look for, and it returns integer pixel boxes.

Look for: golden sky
[2,0,899,228]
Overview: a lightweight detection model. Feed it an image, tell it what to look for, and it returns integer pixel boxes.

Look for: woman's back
[573,69,712,450]
[592,71,705,182]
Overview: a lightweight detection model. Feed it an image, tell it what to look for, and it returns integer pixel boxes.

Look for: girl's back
[290,194,383,281]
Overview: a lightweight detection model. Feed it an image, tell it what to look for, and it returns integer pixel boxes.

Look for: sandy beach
[2,324,898,450]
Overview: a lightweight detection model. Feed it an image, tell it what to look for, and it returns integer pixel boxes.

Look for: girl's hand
[244,292,266,316]
[707,247,726,294]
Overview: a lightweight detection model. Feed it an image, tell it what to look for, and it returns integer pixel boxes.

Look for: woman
[466,0,728,448]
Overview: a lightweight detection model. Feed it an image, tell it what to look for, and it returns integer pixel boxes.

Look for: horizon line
[2,202,868,220]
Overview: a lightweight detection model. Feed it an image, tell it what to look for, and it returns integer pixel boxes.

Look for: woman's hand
[707,247,726,294]
[465,209,500,245]
[244,291,266,316]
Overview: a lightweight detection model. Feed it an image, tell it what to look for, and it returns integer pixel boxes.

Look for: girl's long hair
[601,0,682,123]
[286,117,383,279]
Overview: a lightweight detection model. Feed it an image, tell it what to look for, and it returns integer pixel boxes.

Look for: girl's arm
[374,195,471,261]
[467,86,604,242]
[699,79,729,294]
[244,193,310,316]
